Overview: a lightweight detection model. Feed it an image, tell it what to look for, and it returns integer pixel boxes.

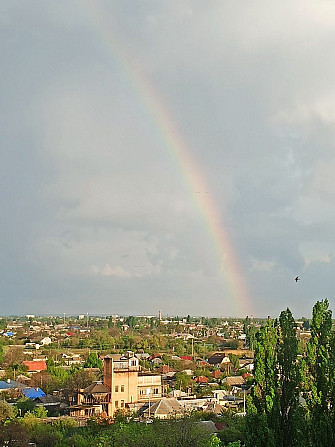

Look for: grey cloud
[1,1,335,316]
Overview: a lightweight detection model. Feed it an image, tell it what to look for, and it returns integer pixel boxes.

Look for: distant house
[22,387,46,399]
[135,353,150,361]
[69,381,110,418]
[151,357,163,366]
[140,397,184,419]
[16,374,31,386]
[159,365,175,374]
[4,331,14,337]
[224,376,245,387]
[194,376,209,384]
[207,353,231,368]
[0,380,25,393]
[211,370,223,380]
[40,337,52,346]
[34,395,65,414]
[23,360,47,373]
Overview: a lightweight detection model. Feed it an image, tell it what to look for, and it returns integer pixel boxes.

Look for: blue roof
[0,380,24,390]
[22,387,46,399]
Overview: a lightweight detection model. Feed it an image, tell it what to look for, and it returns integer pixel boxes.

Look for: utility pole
[146,388,151,419]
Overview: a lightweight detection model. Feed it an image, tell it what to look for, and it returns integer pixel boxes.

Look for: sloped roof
[198,420,218,433]
[146,398,183,416]
[0,380,25,390]
[22,361,47,371]
[22,387,46,399]
[34,395,61,405]
[104,354,124,360]
[194,376,209,383]
[208,353,230,365]
[83,382,110,394]
[225,376,244,386]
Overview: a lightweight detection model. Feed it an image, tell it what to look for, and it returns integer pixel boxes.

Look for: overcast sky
[2,1,335,318]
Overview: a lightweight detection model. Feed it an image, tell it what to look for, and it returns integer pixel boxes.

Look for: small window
[115,385,119,392]
[121,385,125,392]
[115,400,119,408]
[121,400,125,408]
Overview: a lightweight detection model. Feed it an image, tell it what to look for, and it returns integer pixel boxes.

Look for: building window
[131,360,137,366]
[121,385,125,392]
[121,400,124,408]
[115,401,119,408]
[115,385,119,392]
[154,388,159,394]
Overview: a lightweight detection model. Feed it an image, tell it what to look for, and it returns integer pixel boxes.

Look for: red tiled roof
[23,361,47,372]
[194,375,209,383]
[180,356,193,361]
[212,370,223,379]
[159,365,176,374]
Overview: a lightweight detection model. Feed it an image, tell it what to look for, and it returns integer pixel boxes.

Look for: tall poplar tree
[245,318,278,447]
[246,309,304,447]
[303,299,333,447]
[277,308,304,447]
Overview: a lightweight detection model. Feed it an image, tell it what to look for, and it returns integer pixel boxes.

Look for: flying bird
[295,276,300,282]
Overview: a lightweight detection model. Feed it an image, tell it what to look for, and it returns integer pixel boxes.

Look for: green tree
[0,420,30,446]
[175,371,193,391]
[16,397,35,416]
[245,318,279,447]
[303,299,333,447]
[0,400,17,421]
[277,308,304,447]
[84,352,103,369]
[228,353,240,371]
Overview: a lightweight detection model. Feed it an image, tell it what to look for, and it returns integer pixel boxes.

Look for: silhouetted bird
[295,276,300,282]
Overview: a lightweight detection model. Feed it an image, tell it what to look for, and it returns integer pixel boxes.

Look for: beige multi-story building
[103,352,163,416]
[137,373,163,402]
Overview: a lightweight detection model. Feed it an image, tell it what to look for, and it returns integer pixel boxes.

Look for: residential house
[22,360,47,374]
[70,382,110,418]
[207,353,232,371]
[224,376,245,387]
[140,397,183,419]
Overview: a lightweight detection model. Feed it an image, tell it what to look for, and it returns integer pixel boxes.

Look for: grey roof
[143,398,183,416]
[34,395,61,405]
[198,420,218,433]
[83,382,110,394]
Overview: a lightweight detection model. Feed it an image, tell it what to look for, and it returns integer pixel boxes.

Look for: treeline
[245,299,335,447]
[0,414,238,447]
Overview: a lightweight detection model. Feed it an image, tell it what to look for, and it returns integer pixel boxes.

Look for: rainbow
[79,3,251,316]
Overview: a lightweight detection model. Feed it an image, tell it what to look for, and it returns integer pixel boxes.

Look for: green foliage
[84,352,103,369]
[0,420,30,446]
[246,310,303,447]
[228,353,240,371]
[0,399,17,421]
[32,405,48,418]
[29,422,63,447]
[175,371,193,391]
[303,299,334,447]
[16,397,35,416]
